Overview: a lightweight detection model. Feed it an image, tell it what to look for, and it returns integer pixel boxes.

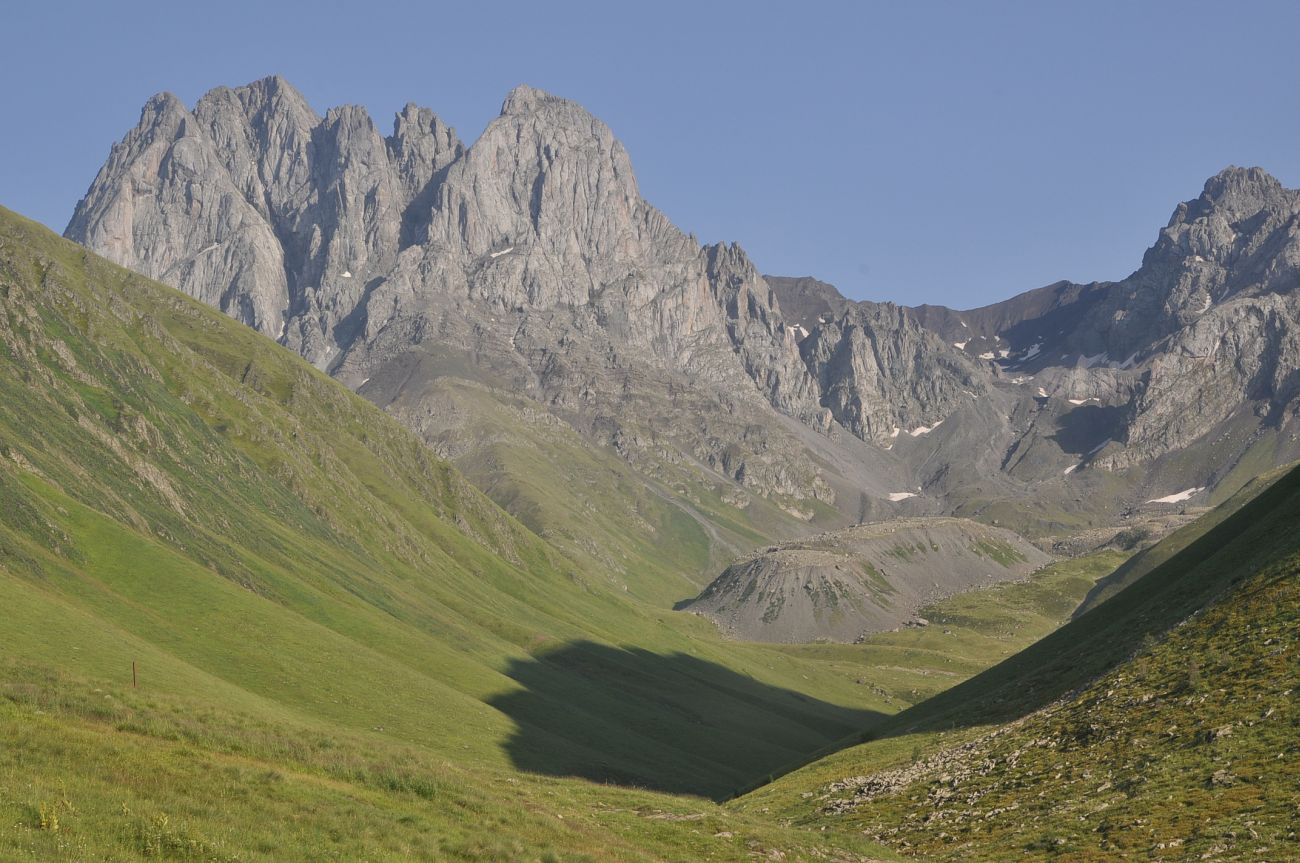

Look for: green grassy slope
[1075,462,1293,615]
[843,461,1300,737]
[1,658,905,863]
[0,206,1143,860]
[741,463,1300,861]
[0,206,885,801]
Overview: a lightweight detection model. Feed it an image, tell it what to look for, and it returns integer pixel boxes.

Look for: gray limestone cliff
[65,78,1300,539]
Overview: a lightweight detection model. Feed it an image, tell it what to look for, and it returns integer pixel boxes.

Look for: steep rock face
[64,92,293,334]
[766,167,1300,493]
[682,518,1050,643]
[920,167,1300,471]
[799,301,989,444]
[68,76,1300,535]
[67,78,845,512]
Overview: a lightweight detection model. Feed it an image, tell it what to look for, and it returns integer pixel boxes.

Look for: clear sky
[4,0,1298,308]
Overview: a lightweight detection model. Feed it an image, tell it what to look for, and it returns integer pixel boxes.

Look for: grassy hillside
[1075,462,1292,615]
[741,463,1300,861]
[0,205,887,799]
[0,206,1135,860]
[0,658,909,863]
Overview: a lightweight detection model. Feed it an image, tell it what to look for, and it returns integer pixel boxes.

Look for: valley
[0,63,1296,862]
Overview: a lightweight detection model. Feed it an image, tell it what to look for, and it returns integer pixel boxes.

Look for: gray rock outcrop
[682,518,1050,643]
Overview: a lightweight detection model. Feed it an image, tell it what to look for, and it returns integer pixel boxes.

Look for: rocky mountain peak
[1198,165,1287,218]
[500,83,567,116]
[427,82,641,265]
[139,91,187,123]
[194,75,319,136]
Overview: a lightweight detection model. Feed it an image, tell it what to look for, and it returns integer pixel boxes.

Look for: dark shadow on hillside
[1050,404,1127,455]
[487,641,882,800]
[867,463,1300,741]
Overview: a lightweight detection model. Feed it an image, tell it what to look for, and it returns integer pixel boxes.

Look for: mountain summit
[66,78,1300,563]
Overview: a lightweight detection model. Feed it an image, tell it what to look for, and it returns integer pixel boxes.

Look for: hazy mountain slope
[918,167,1300,475]
[761,170,1300,532]
[64,76,1017,577]
[0,206,904,799]
[67,76,1300,555]
[682,519,1050,643]
[738,463,1300,860]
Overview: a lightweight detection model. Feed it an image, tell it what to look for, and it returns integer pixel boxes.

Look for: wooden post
[132,660,137,688]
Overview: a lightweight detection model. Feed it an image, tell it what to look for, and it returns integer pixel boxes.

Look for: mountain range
[1,72,1297,861]
[64,79,1300,587]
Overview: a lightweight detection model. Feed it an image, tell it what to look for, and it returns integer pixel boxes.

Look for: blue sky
[4,0,1298,308]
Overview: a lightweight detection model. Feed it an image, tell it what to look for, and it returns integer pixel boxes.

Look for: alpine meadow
[2,5,1299,861]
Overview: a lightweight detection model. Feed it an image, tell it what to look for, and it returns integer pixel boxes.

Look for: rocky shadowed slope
[738,461,1300,861]
[766,167,1300,520]
[905,166,1300,474]
[682,519,1050,643]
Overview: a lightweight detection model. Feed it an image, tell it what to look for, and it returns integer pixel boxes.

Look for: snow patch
[1200,295,1212,313]
[889,427,901,439]
[909,420,943,437]
[953,341,968,349]
[887,492,917,502]
[1036,387,1049,398]
[342,270,353,278]
[1146,487,1204,504]
[1063,465,1077,475]
[489,246,515,259]
[1080,352,1107,369]
[960,320,968,328]
[998,349,1010,358]
[1086,439,1112,457]
[978,351,995,360]
[1022,343,1042,360]
[1067,397,1099,406]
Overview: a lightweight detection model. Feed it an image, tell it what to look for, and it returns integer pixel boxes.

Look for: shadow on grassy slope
[869,462,1300,737]
[489,641,881,799]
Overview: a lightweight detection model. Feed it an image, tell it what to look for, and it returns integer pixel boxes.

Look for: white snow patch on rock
[887,492,918,502]
[1086,439,1112,457]
[953,341,968,349]
[908,420,943,437]
[1146,487,1205,504]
